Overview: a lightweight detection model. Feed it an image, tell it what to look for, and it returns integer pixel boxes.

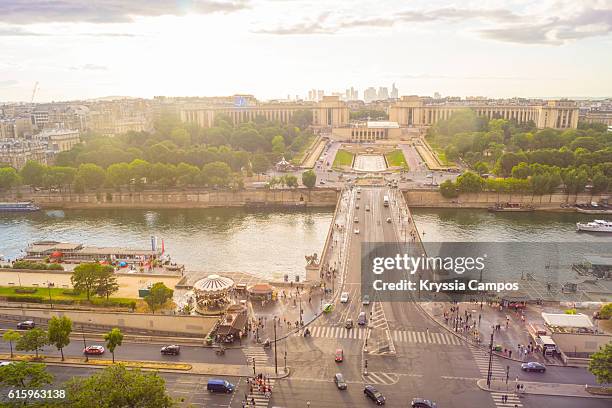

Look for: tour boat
[0,202,41,212]
[488,202,534,212]
[576,219,612,233]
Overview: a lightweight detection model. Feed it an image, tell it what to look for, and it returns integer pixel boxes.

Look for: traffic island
[477,379,612,399]
[0,353,192,371]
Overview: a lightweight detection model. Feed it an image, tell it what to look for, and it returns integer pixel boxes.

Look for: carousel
[193,274,235,315]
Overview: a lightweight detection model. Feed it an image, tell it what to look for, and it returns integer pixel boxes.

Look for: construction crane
[30,81,39,105]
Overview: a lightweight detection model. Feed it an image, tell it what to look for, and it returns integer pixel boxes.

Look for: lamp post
[273,316,278,375]
[82,323,88,362]
[486,329,494,387]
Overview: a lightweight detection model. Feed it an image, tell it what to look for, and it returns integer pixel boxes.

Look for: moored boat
[0,201,41,212]
[488,202,534,212]
[576,219,612,233]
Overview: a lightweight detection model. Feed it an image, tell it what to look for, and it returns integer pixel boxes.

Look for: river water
[0,208,609,280]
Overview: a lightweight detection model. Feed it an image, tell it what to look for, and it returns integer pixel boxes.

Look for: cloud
[478,6,612,45]
[0,0,250,24]
[254,2,612,45]
[0,25,42,36]
[70,64,109,71]
[0,80,19,87]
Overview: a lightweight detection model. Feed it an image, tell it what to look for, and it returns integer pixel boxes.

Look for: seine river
[0,208,609,279]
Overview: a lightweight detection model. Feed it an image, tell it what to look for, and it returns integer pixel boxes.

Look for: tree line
[0,110,315,192]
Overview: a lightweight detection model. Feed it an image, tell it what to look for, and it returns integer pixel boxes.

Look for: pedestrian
[509,350,512,358]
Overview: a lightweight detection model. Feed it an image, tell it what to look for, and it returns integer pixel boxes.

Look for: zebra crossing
[490,391,523,407]
[469,345,508,379]
[369,302,389,330]
[245,379,276,408]
[243,346,271,367]
[363,372,400,385]
[307,325,463,346]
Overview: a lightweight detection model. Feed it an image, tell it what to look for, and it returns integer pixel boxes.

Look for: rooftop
[541,312,594,329]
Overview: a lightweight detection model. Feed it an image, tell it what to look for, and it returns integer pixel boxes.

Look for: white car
[340,292,349,303]
[354,217,359,223]
[386,217,392,223]
[0,361,13,367]
[362,295,370,305]
[354,228,360,234]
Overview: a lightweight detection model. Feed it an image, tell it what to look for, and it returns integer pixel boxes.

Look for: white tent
[541,313,594,329]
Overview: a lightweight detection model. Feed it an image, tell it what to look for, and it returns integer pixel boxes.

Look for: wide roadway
[271,187,603,408]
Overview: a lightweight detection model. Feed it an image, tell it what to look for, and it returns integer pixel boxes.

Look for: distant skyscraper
[390,83,399,99]
[364,87,377,103]
[378,87,389,100]
[317,90,324,101]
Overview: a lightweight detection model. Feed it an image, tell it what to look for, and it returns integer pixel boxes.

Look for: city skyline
[0,0,611,102]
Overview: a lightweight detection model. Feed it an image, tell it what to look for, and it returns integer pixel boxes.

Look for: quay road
[270,186,605,408]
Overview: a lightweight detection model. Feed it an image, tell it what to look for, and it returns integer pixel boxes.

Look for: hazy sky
[1,0,611,102]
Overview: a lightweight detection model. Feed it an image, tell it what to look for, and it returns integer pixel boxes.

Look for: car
[207,378,235,393]
[0,361,13,367]
[335,348,344,362]
[365,205,370,211]
[340,292,349,303]
[319,180,326,184]
[83,345,105,355]
[354,228,360,234]
[386,217,392,223]
[17,321,35,330]
[354,217,359,223]
[362,295,370,305]
[357,188,361,193]
[323,303,334,313]
[356,204,360,209]
[357,195,361,200]
[358,311,367,325]
[345,319,354,329]
[411,398,437,408]
[521,362,546,372]
[334,373,347,390]
[364,385,385,405]
[160,345,180,355]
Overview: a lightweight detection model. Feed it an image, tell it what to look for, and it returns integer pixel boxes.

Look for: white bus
[383,195,389,207]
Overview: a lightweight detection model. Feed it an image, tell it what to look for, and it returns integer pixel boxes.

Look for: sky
[0,0,611,102]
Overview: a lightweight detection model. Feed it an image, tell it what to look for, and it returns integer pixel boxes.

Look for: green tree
[456,171,484,193]
[0,167,20,190]
[2,329,21,358]
[473,162,489,175]
[16,328,49,359]
[591,173,610,194]
[599,303,612,320]
[588,343,611,385]
[48,316,72,361]
[96,268,120,300]
[106,162,131,189]
[77,163,106,190]
[104,328,124,363]
[301,170,316,188]
[201,161,232,187]
[283,174,298,188]
[144,282,174,314]
[251,153,271,174]
[64,364,174,408]
[439,180,459,198]
[20,160,46,187]
[71,263,114,301]
[0,362,53,389]
[271,135,286,155]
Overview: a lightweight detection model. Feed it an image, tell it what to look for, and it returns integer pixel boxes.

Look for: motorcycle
[263,339,271,349]
[215,347,226,356]
[304,328,311,337]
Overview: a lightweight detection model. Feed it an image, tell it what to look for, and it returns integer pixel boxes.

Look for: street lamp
[273,316,278,375]
[486,329,495,387]
[82,323,88,362]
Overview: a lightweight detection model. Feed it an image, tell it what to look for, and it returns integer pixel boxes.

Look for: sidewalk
[477,379,612,399]
[420,301,567,365]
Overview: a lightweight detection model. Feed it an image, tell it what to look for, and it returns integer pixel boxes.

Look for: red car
[83,345,105,355]
[335,348,343,362]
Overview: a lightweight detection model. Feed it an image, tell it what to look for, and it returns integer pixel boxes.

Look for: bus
[383,195,389,207]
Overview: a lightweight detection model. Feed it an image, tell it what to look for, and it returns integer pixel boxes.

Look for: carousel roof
[194,274,235,293]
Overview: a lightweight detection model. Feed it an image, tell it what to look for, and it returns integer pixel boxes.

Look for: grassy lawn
[290,134,316,165]
[434,148,455,166]
[0,286,139,308]
[332,149,354,168]
[385,150,409,169]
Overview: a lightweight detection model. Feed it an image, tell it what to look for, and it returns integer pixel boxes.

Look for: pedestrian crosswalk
[363,372,399,385]
[369,302,389,330]
[490,391,523,407]
[469,345,508,380]
[245,379,276,408]
[243,346,271,367]
[307,325,463,346]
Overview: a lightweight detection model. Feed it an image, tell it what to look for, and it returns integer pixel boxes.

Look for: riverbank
[0,188,607,212]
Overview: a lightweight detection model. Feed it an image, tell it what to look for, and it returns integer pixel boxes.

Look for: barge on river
[0,202,40,212]
[488,202,534,213]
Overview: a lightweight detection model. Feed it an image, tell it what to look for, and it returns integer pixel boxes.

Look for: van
[207,379,235,393]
